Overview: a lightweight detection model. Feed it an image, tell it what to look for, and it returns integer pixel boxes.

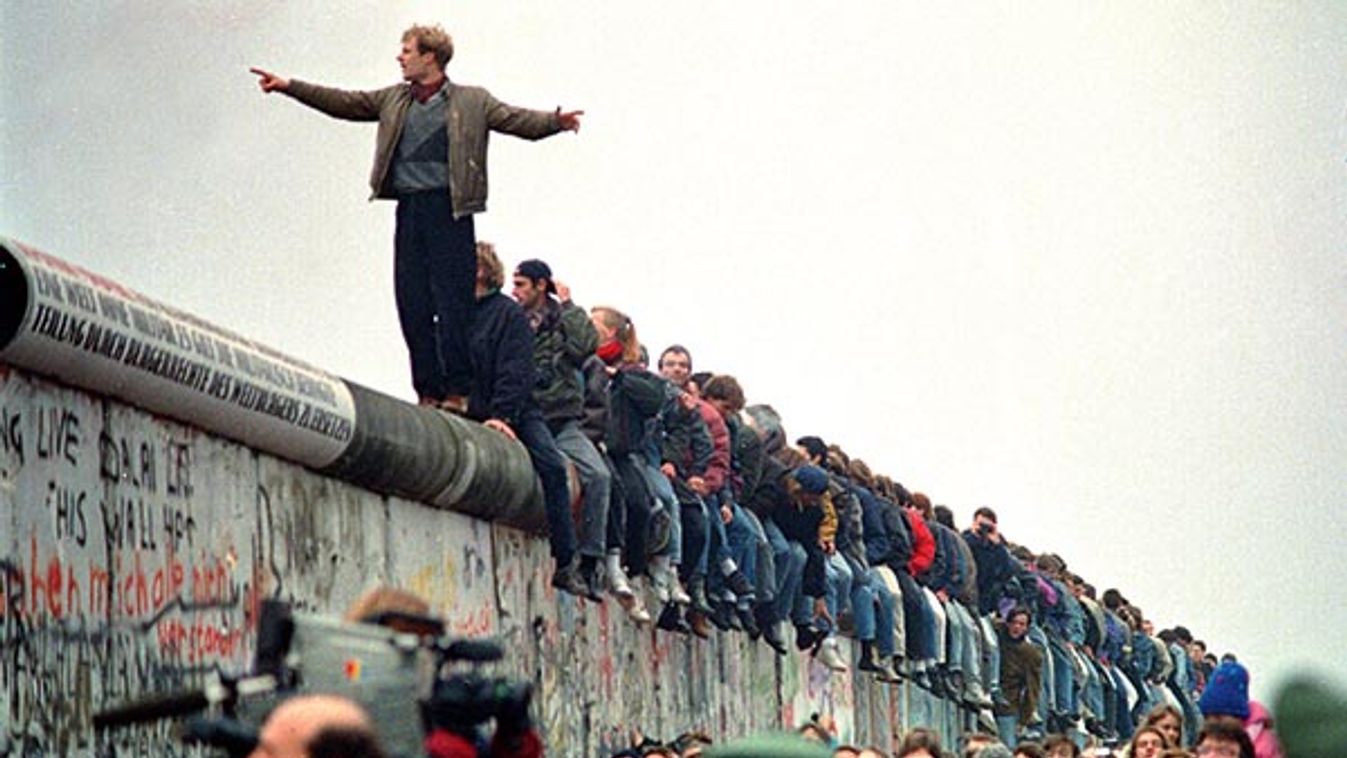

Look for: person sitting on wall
[510,258,613,601]
[469,242,586,598]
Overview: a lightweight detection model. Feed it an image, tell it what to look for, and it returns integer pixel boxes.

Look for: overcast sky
[4,2,1346,703]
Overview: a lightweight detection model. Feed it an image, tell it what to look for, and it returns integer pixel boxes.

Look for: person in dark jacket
[469,242,584,597]
[512,258,612,601]
[591,307,696,625]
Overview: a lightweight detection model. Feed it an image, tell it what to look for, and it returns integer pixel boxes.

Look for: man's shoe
[737,606,761,639]
[656,603,690,634]
[551,560,587,597]
[725,569,754,598]
[912,668,933,691]
[688,611,712,640]
[795,624,820,651]
[580,561,605,603]
[688,576,714,615]
[857,642,882,673]
[762,622,788,655]
[709,602,735,632]
[874,658,903,683]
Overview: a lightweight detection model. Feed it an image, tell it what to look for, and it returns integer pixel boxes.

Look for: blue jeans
[393,192,475,398]
[866,568,898,657]
[1028,624,1053,724]
[822,554,854,635]
[551,421,609,559]
[515,412,575,566]
[739,509,774,604]
[1048,636,1078,716]
[765,520,806,625]
[980,614,1002,700]
[724,502,758,602]
[637,461,679,563]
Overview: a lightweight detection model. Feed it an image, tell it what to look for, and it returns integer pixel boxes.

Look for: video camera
[92,600,533,758]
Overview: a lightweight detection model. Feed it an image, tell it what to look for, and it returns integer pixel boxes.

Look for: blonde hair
[476,241,504,290]
[591,305,642,365]
[402,24,454,68]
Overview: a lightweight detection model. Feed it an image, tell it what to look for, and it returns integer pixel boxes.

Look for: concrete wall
[0,366,966,757]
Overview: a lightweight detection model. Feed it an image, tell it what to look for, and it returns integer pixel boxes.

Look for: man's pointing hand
[249,67,290,93]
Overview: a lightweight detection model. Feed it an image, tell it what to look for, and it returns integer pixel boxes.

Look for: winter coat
[467,291,536,426]
[528,299,598,426]
[284,78,562,215]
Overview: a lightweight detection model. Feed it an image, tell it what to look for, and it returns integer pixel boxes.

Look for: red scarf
[596,339,624,365]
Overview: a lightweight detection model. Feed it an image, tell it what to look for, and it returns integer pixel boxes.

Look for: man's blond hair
[403,24,454,68]
[476,241,504,290]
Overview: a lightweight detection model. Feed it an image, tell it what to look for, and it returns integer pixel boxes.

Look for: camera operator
[248,694,387,758]
[963,508,1023,617]
[346,586,543,758]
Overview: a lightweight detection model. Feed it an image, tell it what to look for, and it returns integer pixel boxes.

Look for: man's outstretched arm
[248,67,387,122]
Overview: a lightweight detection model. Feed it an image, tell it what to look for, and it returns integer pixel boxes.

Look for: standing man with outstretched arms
[250,24,582,411]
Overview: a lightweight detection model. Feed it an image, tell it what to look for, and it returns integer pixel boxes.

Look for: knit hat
[1199,660,1251,720]
[793,465,829,495]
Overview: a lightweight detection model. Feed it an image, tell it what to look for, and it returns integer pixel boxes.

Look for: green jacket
[529,299,598,425]
[284,78,562,217]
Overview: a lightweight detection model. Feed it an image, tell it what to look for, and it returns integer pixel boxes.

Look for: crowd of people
[247,22,1291,758]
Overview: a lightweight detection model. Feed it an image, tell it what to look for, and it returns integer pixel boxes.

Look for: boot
[688,576,714,615]
[606,552,635,599]
[762,621,788,655]
[737,605,761,639]
[670,577,692,605]
[551,557,587,597]
[858,641,882,673]
[709,601,735,632]
[578,555,605,602]
[649,556,673,603]
[687,610,712,640]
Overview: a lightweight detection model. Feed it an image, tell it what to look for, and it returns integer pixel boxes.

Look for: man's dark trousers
[394,191,475,400]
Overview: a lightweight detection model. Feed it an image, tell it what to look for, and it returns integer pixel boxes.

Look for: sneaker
[814,637,848,672]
